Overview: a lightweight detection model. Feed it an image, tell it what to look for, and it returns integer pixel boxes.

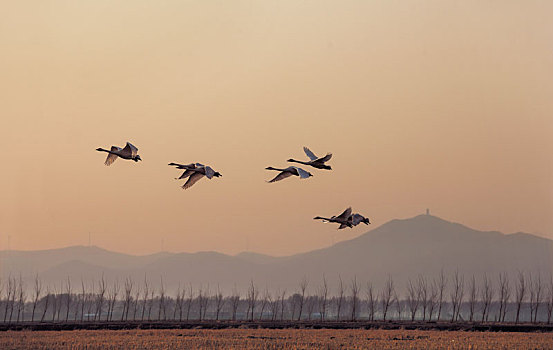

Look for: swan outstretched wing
[268,171,293,183]
[336,207,352,220]
[351,213,370,226]
[303,147,318,161]
[350,214,363,226]
[182,172,204,189]
[204,166,215,179]
[120,142,138,158]
[177,169,195,179]
[316,153,332,163]
[104,146,121,166]
[294,167,312,179]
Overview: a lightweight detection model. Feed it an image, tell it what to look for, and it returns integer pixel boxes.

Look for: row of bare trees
[1,271,552,323]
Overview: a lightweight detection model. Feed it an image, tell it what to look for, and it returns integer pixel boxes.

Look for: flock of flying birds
[96,142,371,230]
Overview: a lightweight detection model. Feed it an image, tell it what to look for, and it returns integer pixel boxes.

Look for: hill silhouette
[1,214,551,293]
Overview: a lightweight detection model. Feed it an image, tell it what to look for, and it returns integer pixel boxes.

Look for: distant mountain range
[1,214,551,293]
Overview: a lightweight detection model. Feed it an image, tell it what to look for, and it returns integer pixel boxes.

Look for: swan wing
[316,153,332,163]
[104,146,121,166]
[120,142,138,158]
[182,172,204,189]
[204,166,215,179]
[338,223,349,230]
[268,171,293,183]
[294,167,312,179]
[303,146,318,161]
[336,207,352,220]
[177,169,195,179]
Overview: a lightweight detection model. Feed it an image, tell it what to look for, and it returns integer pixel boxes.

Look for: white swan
[287,147,332,170]
[96,142,141,166]
[265,166,313,183]
[314,207,353,229]
[168,163,222,189]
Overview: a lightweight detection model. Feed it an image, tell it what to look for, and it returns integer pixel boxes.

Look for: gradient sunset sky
[1,1,552,256]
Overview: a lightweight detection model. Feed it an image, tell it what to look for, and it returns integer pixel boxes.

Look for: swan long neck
[287,159,307,165]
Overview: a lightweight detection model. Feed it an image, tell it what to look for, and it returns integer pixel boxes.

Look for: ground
[1,329,552,349]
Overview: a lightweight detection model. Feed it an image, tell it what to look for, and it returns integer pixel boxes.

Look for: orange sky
[1,0,552,256]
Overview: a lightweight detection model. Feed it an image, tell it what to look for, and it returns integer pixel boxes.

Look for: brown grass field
[0,329,552,349]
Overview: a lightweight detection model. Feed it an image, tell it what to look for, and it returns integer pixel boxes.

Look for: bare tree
[436,270,447,321]
[406,278,420,321]
[141,277,149,321]
[199,285,210,320]
[85,280,95,321]
[297,277,308,321]
[31,275,42,322]
[173,285,183,321]
[269,289,280,321]
[279,289,286,321]
[4,276,14,323]
[16,276,25,322]
[79,279,87,322]
[335,275,345,321]
[158,278,166,320]
[480,275,493,322]
[40,286,51,323]
[106,279,119,321]
[394,290,403,320]
[497,273,510,322]
[449,270,464,322]
[210,285,223,321]
[366,282,377,321]
[514,271,526,324]
[246,280,258,321]
[418,275,428,321]
[51,284,58,322]
[184,284,194,321]
[529,273,543,323]
[146,287,155,321]
[230,287,240,321]
[122,277,134,321]
[64,277,72,322]
[350,276,360,321]
[132,283,141,321]
[427,279,439,321]
[467,275,477,322]
[258,288,270,320]
[317,275,329,321]
[546,275,553,324]
[95,275,106,321]
[381,275,394,321]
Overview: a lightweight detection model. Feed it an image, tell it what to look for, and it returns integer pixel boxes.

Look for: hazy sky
[1,1,552,256]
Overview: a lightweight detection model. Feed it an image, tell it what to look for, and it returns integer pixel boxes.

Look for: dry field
[0,328,552,349]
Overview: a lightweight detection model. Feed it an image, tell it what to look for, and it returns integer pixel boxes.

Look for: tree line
[0,271,552,324]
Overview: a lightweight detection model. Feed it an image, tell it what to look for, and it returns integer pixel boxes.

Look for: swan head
[214,172,222,177]
[134,155,142,162]
[286,158,295,162]
[323,165,332,170]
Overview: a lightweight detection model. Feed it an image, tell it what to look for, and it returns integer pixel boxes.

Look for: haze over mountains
[1,214,551,293]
